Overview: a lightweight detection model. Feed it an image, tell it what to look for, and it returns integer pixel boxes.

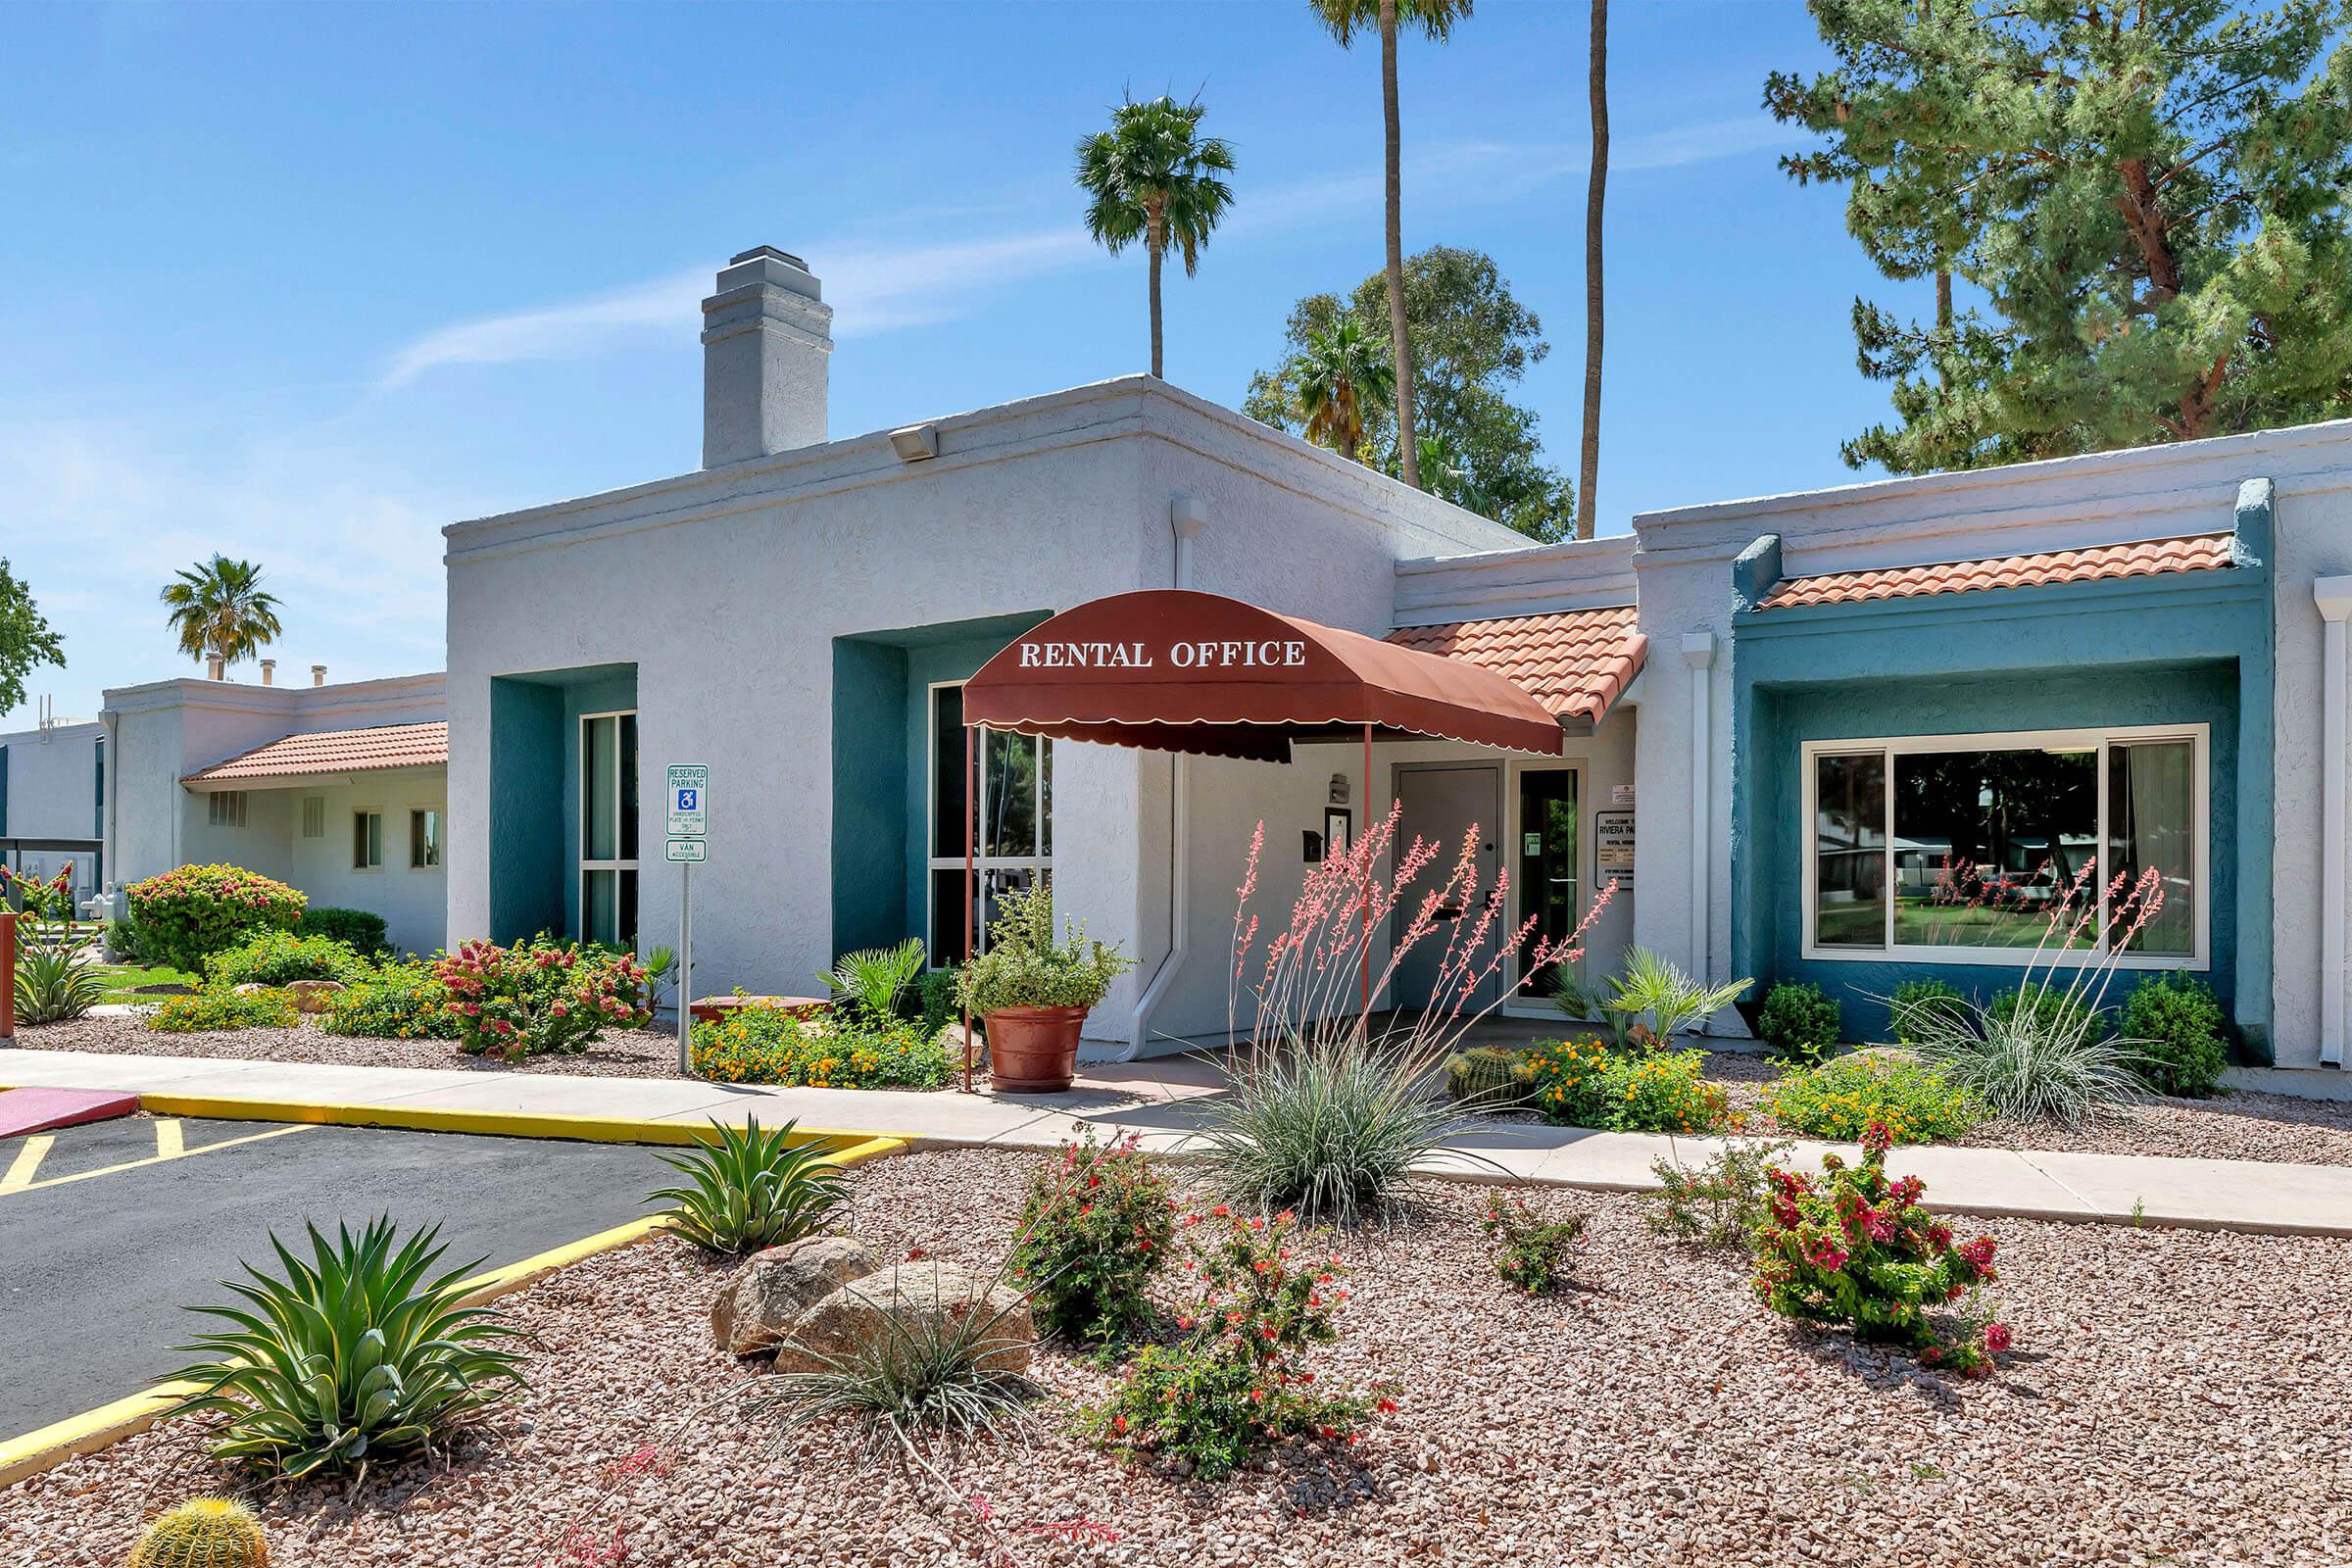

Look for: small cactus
[1444,1046,1536,1107]
[126,1497,268,1568]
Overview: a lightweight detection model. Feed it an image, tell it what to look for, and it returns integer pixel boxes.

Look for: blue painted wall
[1730,510,2275,1052]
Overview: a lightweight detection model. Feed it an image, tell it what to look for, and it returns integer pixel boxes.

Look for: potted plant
[956,884,1131,1092]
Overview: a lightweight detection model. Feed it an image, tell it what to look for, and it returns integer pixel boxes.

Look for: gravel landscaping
[6,1148,2350,1567]
[1698,1048,2352,1167]
[8,1013,691,1078]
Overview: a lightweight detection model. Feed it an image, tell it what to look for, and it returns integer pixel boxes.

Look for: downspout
[99,709,120,918]
[1127,493,1207,1055]
[1682,632,1717,1007]
[2318,575,2352,1067]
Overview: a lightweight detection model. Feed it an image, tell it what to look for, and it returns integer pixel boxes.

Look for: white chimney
[205,655,225,681]
[311,663,327,687]
[260,659,276,686]
[701,246,831,467]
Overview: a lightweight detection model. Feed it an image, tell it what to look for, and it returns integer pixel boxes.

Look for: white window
[208,791,248,829]
[409,808,443,870]
[300,796,325,839]
[926,682,1052,964]
[579,711,637,947]
[353,809,383,871]
[1800,724,2208,967]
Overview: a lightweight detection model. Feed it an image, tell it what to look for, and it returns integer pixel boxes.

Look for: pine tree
[1767,0,2352,473]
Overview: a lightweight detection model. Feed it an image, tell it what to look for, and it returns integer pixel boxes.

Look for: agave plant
[820,938,926,1026]
[651,1117,849,1254]
[165,1217,526,1481]
[13,918,108,1023]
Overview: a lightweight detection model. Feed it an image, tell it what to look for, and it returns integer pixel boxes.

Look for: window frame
[351,808,385,873]
[924,680,1053,967]
[577,709,638,947]
[1797,723,2210,969]
[408,804,445,871]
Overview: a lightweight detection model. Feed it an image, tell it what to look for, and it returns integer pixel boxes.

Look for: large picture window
[927,682,1053,964]
[1802,725,2206,966]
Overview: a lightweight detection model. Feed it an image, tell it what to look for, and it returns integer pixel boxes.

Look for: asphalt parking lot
[0,1114,674,1437]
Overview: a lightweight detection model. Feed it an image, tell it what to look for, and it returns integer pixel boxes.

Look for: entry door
[1391,763,1503,1012]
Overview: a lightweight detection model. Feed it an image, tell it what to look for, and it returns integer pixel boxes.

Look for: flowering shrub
[1751,1124,2011,1375]
[1482,1192,1583,1295]
[1006,1130,1176,1341]
[435,937,653,1059]
[1515,1037,1740,1134]
[1644,1138,1793,1250]
[124,863,305,974]
[147,986,299,1032]
[320,960,464,1041]
[1081,1208,1383,1478]
[689,1003,950,1089]
[1766,1052,1984,1144]
[205,927,374,989]
[0,864,75,920]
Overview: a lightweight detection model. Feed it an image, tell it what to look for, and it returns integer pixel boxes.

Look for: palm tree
[1294,318,1396,464]
[160,556,283,672]
[1311,0,1474,491]
[1575,0,1607,540]
[1075,94,1238,379]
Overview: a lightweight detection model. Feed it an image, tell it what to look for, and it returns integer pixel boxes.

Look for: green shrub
[1515,1037,1741,1134]
[103,918,147,963]
[1590,948,1754,1041]
[146,988,299,1033]
[1915,983,2141,1124]
[205,928,373,989]
[2120,974,2230,1097]
[1080,1209,1379,1479]
[1444,1045,1537,1107]
[434,937,654,1059]
[1756,981,1841,1060]
[319,961,463,1041]
[916,965,961,1033]
[165,1216,526,1479]
[124,864,306,975]
[297,906,390,956]
[690,1004,952,1089]
[1006,1130,1176,1342]
[1643,1138,1794,1250]
[1888,978,1968,1046]
[1196,1032,1474,1224]
[1752,1126,2011,1376]
[651,1117,850,1255]
[1765,1052,1984,1144]
[956,885,1131,1014]
[821,938,927,1026]
[1482,1192,1584,1296]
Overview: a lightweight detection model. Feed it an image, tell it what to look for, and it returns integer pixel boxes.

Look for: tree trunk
[1575,0,1608,541]
[1935,267,1952,390]
[1148,215,1165,379]
[1381,0,1418,489]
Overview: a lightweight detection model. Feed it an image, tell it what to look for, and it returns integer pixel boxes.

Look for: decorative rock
[710,1235,883,1355]
[770,1262,1033,1376]
[283,978,348,1013]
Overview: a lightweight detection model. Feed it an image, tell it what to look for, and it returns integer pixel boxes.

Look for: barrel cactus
[1444,1046,1536,1107]
[127,1497,269,1568]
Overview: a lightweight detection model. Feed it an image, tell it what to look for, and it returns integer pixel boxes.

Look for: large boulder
[710,1236,883,1355]
[282,978,347,1014]
[770,1262,1034,1376]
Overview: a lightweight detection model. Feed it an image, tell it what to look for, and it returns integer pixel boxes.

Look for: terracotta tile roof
[182,721,449,785]
[1386,605,1646,723]
[1755,533,2236,611]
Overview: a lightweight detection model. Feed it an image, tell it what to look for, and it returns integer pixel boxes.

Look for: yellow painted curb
[124,1092,878,1151]
[0,1132,907,1491]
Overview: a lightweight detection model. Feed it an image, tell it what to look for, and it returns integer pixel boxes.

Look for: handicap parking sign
[666,763,709,838]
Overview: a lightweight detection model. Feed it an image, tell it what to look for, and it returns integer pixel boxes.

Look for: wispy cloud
[378,113,1799,389]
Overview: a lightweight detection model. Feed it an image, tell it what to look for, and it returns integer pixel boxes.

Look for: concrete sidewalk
[5,1047,2350,1237]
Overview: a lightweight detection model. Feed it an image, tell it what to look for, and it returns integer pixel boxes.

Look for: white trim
[407,803,445,871]
[2315,576,2352,1066]
[577,709,638,946]
[1797,723,2212,970]
[1683,634,1716,984]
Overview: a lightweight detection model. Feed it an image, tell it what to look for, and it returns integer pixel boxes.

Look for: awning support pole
[1360,721,1372,1016]
[961,722,975,1095]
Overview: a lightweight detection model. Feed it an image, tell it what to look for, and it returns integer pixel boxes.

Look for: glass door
[1515,767,1580,1000]
[927,683,1053,964]
[579,710,639,948]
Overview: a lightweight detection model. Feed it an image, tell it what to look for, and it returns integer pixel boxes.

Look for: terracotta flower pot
[982,1004,1090,1093]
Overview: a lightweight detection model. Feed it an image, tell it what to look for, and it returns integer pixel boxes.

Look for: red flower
[1984,1322,2013,1354]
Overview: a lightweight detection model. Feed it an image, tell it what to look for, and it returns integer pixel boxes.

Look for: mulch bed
[5,1148,2350,1567]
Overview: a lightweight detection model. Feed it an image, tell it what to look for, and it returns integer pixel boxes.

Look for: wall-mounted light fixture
[889,422,940,462]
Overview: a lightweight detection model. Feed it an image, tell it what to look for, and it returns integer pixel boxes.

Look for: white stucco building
[0,710,105,903]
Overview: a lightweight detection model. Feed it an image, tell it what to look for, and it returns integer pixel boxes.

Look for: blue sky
[0,0,1901,726]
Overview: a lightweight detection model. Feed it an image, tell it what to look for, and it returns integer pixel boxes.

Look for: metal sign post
[665,764,710,1074]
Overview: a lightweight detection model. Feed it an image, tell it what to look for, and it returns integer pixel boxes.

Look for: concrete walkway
[5,1047,2350,1237]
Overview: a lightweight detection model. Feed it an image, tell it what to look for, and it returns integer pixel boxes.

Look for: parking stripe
[0,1136,53,1193]
[0,1123,311,1197]
[153,1119,182,1160]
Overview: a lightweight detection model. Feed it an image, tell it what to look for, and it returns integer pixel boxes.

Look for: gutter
[1124,493,1208,1056]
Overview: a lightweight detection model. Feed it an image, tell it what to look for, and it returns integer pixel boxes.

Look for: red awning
[960,590,1565,760]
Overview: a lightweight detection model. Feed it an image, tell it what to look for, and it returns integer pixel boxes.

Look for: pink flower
[1984,1322,2013,1354]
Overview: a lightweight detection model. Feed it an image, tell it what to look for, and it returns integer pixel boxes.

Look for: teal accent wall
[1730,530,2276,1053]
[488,679,564,943]
[830,612,1051,966]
